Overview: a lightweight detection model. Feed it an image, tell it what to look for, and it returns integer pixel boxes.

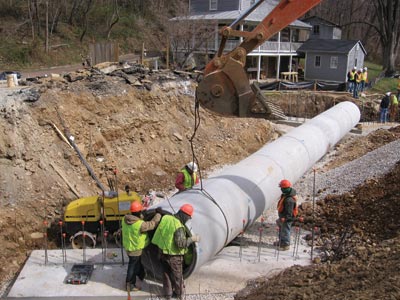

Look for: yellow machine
[63,188,141,248]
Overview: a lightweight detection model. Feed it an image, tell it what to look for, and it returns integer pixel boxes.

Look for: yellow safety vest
[362,72,368,82]
[152,215,185,255]
[181,168,197,189]
[122,218,149,252]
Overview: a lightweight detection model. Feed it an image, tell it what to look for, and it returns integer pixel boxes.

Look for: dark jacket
[380,95,390,109]
[278,188,297,222]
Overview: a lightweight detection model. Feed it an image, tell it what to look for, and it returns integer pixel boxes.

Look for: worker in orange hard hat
[274,179,299,251]
[175,162,200,192]
[152,204,200,300]
[122,201,161,293]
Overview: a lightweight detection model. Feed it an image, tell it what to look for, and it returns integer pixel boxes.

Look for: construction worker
[380,92,391,123]
[122,201,161,292]
[274,179,298,251]
[151,204,200,300]
[347,66,356,93]
[360,67,368,92]
[353,69,362,99]
[175,162,199,191]
[389,92,398,122]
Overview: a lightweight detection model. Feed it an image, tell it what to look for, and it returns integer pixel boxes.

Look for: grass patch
[364,61,382,82]
[370,77,399,94]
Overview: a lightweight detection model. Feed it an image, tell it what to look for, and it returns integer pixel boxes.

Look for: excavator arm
[196,0,321,116]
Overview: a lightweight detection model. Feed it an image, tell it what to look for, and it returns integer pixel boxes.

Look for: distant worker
[360,67,368,92]
[353,69,362,99]
[347,66,356,93]
[175,162,199,192]
[274,179,298,251]
[389,92,398,122]
[152,204,200,300]
[122,201,161,292]
[379,92,391,123]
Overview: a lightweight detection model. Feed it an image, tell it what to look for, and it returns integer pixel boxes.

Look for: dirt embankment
[0,71,276,290]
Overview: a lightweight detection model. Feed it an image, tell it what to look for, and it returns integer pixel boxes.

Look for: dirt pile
[0,68,276,292]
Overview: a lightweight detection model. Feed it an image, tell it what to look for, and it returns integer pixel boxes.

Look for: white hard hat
[186,161,198,172]
[363,67,367,71]
[386,92,391,96]
[352,66,357,70]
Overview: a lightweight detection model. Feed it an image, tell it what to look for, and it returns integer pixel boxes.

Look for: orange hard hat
[279,179,292,188]
[180,204,194,217]
[130,201,143,213]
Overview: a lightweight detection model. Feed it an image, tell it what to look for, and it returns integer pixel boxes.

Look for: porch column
[257,55,261,81]
[276,32,281,80]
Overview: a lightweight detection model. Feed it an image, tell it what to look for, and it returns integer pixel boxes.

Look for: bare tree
[79,0,93,43]
[106,0,120,39]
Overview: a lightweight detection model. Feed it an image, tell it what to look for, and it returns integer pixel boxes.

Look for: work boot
[279,245,290,251]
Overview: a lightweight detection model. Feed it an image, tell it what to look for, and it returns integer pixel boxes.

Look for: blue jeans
[353,83,359,98]
[380,108,388,123]
[359,81,365,92]
[348,81,354,93]
[126,255,145,285]
[276,218,292,246]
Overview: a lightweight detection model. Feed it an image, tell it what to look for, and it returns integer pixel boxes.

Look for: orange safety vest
[277,195,298,217]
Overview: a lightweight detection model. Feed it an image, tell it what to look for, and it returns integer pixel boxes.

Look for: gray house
[302,16,342,40]
[172,0,313,80]
[297,39,367,82]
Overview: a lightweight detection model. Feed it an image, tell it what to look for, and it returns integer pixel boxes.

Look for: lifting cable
[188,86,231,247]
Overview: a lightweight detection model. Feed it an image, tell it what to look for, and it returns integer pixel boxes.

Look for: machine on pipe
[196,0,321,117]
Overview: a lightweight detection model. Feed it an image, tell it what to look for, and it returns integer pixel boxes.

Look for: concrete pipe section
[144,101,360,279]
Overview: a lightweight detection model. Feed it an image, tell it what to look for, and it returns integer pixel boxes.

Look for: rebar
[82,221,86,263]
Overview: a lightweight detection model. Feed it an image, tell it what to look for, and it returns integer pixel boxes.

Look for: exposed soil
[0,66,399,298]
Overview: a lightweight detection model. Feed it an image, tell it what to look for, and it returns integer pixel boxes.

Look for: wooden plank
[50,163,81,198]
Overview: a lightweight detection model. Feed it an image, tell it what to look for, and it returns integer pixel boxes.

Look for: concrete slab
[6,226,313,299]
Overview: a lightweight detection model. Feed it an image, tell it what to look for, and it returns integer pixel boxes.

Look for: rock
[173,132,183,141]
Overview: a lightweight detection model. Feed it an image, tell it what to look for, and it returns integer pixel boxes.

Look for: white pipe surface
[150,101,360,277]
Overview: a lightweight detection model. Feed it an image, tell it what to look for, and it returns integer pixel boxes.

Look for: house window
[330,56,338,69]
[313,25,320,35]
[210,0,217,10]
[315,55,321,68]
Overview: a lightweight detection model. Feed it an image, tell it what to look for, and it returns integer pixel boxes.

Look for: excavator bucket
[196,57,254,117]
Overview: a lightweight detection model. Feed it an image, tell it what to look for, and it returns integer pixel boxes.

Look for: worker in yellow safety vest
[122,201,161,292]
[347,66,357,93]
[152,204,200,300]
[175,161,199,191]
[360,67,368,92]
[353,69,362,99]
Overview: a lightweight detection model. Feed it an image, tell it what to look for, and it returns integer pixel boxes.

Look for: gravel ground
[295,138,400,202]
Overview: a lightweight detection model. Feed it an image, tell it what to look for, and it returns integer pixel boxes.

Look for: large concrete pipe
[144,101,360,278]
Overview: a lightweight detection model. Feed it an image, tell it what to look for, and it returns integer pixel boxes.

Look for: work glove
[155,207,164,215]
[191,234,200,243]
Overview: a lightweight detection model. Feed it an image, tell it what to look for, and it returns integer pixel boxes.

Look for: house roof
[298,39,367,55]
[301,16,340,27]
[171,1,312,29]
